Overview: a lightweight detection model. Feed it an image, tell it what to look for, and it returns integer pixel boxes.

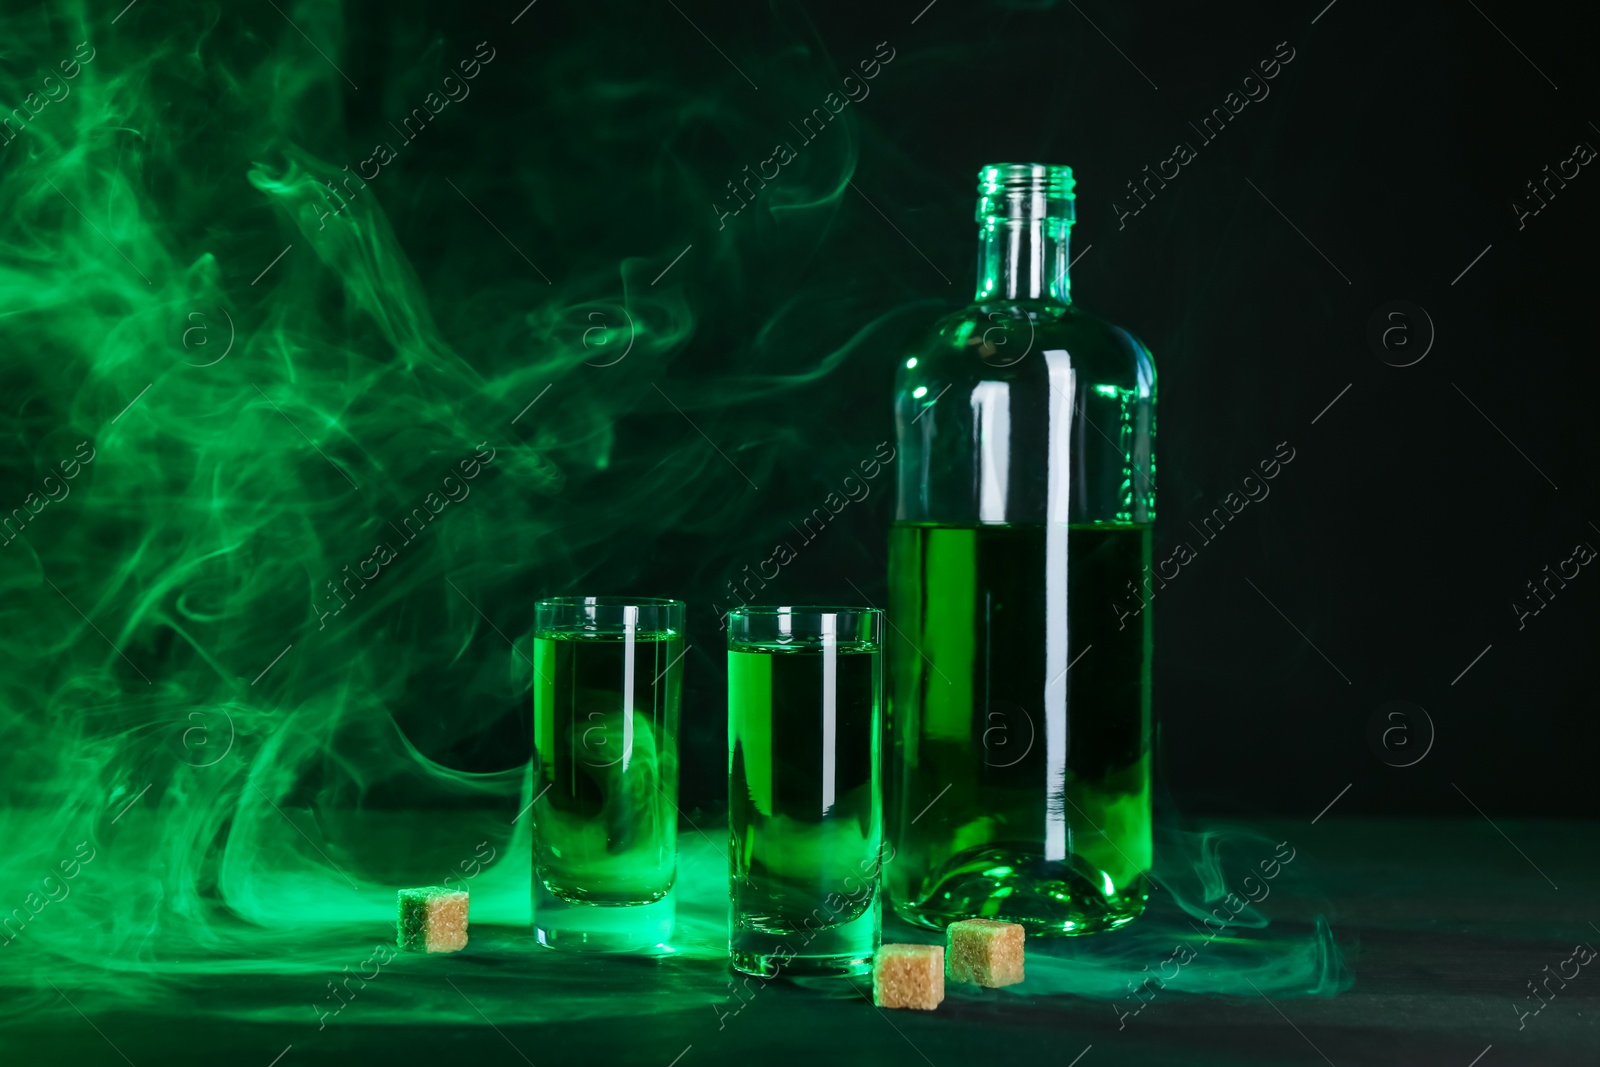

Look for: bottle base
[891,849,1150,937]
[893,897,1147,937]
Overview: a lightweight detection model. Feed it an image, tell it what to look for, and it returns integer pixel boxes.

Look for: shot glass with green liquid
[531,596,684,952]
[727,606,884,978]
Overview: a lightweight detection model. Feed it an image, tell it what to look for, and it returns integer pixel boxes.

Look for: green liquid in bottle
[729,643,882,976]
[886,521,1151,935]
[532,631,681,907]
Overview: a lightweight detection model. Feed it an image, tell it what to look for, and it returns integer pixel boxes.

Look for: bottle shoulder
[906,301,1156,389]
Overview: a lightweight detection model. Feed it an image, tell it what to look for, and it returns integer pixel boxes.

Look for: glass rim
[726,605,882,617]
[535,596,685,608]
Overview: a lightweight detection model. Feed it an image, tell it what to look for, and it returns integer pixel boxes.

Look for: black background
[377,0,1598,820]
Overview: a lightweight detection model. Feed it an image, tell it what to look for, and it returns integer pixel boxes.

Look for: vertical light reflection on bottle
[1004,217,1023,299]
[972,381,1011,522]
[1042,349,1076,863]
[1026,217,1043,297]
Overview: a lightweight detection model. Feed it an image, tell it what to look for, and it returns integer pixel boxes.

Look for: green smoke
[0,0,1347,1048]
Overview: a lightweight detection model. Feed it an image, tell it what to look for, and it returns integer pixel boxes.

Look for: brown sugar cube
[946,918,1025,987]
[397,887,469,953]
[873,943,944,1010]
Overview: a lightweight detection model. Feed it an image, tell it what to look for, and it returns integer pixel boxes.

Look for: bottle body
[885,165,1155,936]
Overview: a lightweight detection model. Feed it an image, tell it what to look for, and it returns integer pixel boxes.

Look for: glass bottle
[885,163,1156,936]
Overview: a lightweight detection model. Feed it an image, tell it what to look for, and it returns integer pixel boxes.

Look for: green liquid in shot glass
[728,640,882,978]
[532,629,681,950]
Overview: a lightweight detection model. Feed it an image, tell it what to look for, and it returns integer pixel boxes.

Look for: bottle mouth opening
[976,162,1076,222]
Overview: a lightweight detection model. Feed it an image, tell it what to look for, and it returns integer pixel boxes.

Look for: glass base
[893,859,1150,937]
[534,884,675,954]
[730,945,873,978]
[730,898,878,978]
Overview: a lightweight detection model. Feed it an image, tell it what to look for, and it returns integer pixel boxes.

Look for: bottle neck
[974,216,1073,304]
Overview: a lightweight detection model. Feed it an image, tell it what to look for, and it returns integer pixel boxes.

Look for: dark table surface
[4,817,1595,1067]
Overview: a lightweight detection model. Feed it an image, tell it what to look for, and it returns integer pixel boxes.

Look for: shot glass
[727,606,884,978]
[531,596,685,952]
